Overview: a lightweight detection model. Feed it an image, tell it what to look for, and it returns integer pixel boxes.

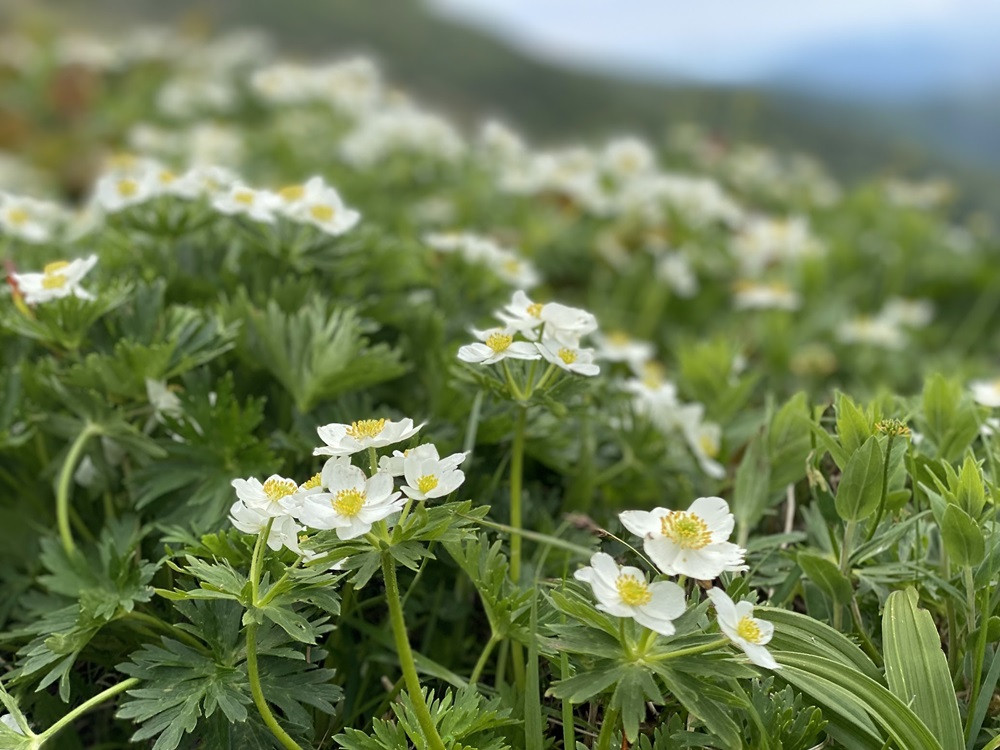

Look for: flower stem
[595,706,621,750]
[648,637,730,662]
[246,622,303,750]
[367,447,379,475]
[37,677,139,744]
[469,633,500,684]
[380,552,447,750]
[508,406,528,691]
[56,423,99,557]
[250,519,274,606]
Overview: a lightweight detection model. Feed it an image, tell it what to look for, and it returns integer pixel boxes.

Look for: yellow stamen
[607,331,630,347]
[44,261,69,274]
[558,348,578,365]
[6,207,29,225]
[526,302,544,317]
[158,170,177,184]
[736,616,763,644]
[117,179,138,197]
[279,184,305,201]
[300,473,322,490]
[616,574,652,606]
[485,332,512,353]
[234,191,255,206]
[346,418,387,440]
[660,511,712,550]
[416,475,439,494]
[332,488,365,517]
[262,477,297,502]
[642,362,666,388]
[309,204,334,222]
[698,434,719,458]
[42,274,68,289]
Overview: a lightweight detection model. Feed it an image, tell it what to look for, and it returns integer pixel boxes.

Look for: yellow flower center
[526,302,544,317]
[698,434,719,458]
[262,477,297,502]
[660,511,712,550]
[607,331,630,347]
[234,191,255,205]
[309,204,334,222]
[642,362,666,388]
[736,616,763,644]
[332,488,365,517]
[486,332,512,353]
[108,153,137,170]
[44,261,69,274]
[300,473,322,490]
[279,184,305,201]
[158,170,177,185]
[558,348,578,365]
[41,261,70,290]
[502,259,521,273]
[6,207,29,225]
[615,574,652,606]
[117,179,138,197]
[416,474,439,494]
[346,418,387,440]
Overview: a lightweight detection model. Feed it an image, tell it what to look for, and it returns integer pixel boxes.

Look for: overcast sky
[427,0,1000,87]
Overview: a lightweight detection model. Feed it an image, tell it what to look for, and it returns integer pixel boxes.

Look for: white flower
[536,336,600,377]
[212,184,281,224]
[314,418,423,457]
[971,379,1000,408]
[379,443,467,477]
[145,379,182,421]
[602,137,656,180]
[12,255,98,305]
[836,316,905,350]
[496,290,545,338]
[0,193,63,242]
[732,281,800,311]
[574,552,685,636]
[231,474,300,517]
[539,302,599,347]
[675,403,726,480]
[457,327,541,366]
[93,172,154,212]
[295,463,404,540]
[593,331,654,371]
[278,176,360,236]
[619,497,747,580]
[656,252,699,298]
[705,588,778,669]
[229,502,303,554]
[401,445,467,501]
[184,165,239,195]
[880,297,934,329]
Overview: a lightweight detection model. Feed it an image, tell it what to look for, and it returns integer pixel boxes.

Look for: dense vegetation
[1,24,1000,750]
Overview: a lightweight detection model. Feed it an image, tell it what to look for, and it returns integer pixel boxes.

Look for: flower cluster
[424,231,540,289]
[230,418,466,551]
[575,496,777,669]
[458,290,600,377]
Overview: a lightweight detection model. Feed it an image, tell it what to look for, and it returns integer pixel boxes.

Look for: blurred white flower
[12,255,98,305]
[656,252,699,298]
[0,193,64,243]
[575,552,686,636]
[602,136,656,180]
[705,588,779,669]
[732,281,800,311]
[593,331,654,371]
[536,335,600,377]
[970,379,1000,409]
[278,176,361,235]
[836,316,905,350]
[212,184,281,223]
[879,297,933,329]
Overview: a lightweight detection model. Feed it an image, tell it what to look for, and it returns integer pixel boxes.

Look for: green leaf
[835,435,884,521]
[733,432,772,536]
[940,505,985,567]
[955,455,986,517]
[760,607,881,681]
[775,653,943,750]
[882,588,964,750]
[835,392,871,458]
[796,551,853,605]
[768,392,813,491]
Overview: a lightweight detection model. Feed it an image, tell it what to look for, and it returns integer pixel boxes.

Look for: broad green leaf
[835,436,884,521]
[941,505,986,567]
[882,588,963,750]
[760,607,881,681]
[796,551,853,605]
[835,392,871,458]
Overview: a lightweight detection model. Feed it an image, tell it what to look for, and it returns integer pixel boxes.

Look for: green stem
[380,552,447,750]
[367,447,379,475]
[964,566,977,628]
[836,519,857,631]
[619,618,633,659]
[469,634,501,684]
[595,706,621,750]
[37,677,139,744]
[56,424,99,557]
[532,363,558,394]
[250,519,274,606]
[501,360,527,401]
[510,407,527,584]
[648,637,730,662]
[636,627,659,657]
[246,623,303,750]
[865,433,896,542]
[967,586,991,741]
[560,649,575,750]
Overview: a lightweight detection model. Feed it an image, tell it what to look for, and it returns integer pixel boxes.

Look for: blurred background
[1,0,998,214]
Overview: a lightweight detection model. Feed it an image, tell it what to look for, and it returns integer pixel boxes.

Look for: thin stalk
[246,623,303,750]
[380,552,447,750]
[37,677,139,744]
[250,519,274,606]
[367,447,379,475]
[619,618,633,659]
[560,649,575,750]
[469,633,501,684]
[594,706,621,750]
[648,637,730,663]
[967,586,991,741]
[56,424,99,556]
[509,406,527,692]
[865,433,896,542]
[532,363,558,394]
[836,519,857,631]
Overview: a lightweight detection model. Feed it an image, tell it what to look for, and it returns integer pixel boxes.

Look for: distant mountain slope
[24,0,1000,213]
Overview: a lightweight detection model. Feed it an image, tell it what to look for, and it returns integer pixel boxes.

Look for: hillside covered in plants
[1,24,999,750]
